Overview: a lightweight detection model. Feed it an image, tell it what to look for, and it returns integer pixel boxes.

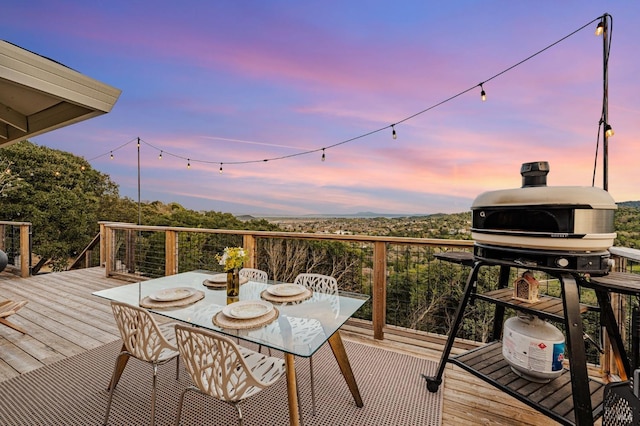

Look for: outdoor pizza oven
[471,161,617,274]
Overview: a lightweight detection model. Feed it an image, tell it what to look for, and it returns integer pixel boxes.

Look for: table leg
[285,353,300,426]
[327,331,364,407]
[107,344,130,391]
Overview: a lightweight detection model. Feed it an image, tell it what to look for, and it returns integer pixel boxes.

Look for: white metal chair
[239,267,268,283]
[104,301,180,425]
[293,273,339,415]
[174,324,286,426]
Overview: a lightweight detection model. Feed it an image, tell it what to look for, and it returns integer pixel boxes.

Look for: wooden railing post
[104,225,113,277]
[244,234,257,268]
[19,224,30,277]
[166,230,178,276]
[372,241,387,340]
[99,223,106,268]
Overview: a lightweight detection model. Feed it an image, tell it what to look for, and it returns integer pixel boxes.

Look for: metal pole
[602,14,610,191]
[137,137,141,225]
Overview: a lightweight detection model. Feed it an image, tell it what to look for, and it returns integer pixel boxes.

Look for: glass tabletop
[93,270,369,357]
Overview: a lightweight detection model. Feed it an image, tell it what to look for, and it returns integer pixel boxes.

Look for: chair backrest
[239,267,268,283]
[294,273,340,317]
[293,273,338,294]
[175,324,284,402]
[110,301,177,362]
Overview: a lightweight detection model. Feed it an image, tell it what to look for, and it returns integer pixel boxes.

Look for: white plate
[266,283,306,297]
[208,273,228,283]
[149,287,196,302]
[223,300,273,319]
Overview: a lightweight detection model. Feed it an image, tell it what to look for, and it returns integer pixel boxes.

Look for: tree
[0,158,23,197]
[0,141,120,270]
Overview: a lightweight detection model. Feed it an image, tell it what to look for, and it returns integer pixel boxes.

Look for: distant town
[248,212,474,240]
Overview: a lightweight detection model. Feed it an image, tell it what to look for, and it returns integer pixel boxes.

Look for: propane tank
[502,313,565,383]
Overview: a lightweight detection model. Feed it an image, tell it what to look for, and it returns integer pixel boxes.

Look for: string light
[604,123,614,138]
[158,150,163,160]
[88,14,609,175]
[595,21,604,36]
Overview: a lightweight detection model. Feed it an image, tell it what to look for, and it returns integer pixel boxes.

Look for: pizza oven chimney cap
[521,161,549,187]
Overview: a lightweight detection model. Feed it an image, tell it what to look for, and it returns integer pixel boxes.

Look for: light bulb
[392,125,397,140]
[480,84,486,101]
[110,152,114,160]
[605,124,614,138]
[219,163,223,174]
[321,149,326,162]
[187,159,191,169]
[158,151,163,160]
[595,21,604,36]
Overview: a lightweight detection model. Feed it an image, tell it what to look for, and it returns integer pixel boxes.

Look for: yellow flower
[215,247,248,271]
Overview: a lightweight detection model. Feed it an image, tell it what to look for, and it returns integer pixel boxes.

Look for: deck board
[0,268,122,379]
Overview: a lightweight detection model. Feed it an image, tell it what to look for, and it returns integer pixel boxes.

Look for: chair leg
[0,317,27,334]
[104,353,126,425]
[174,387,193,426]
[309,356,316,416]
[258,345,272,356]
[175,355,180,380]
[151,364,158,425]
[233,402,244,426]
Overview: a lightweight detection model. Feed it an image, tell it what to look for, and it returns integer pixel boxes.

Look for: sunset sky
[4,1,640,216]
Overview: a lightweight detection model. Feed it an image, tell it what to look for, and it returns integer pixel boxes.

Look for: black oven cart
[423,251,636,426]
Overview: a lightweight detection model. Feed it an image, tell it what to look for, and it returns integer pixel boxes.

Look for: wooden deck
[0,267,585,425]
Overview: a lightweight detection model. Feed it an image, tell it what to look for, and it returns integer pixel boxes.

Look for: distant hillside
[302,212,418,218]
[246,211,456,220]
[619,201,640,209]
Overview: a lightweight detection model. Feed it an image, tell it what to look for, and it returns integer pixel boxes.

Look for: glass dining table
[93,270,369,426]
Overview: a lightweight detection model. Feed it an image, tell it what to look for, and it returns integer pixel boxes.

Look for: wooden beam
[0,101,28,132]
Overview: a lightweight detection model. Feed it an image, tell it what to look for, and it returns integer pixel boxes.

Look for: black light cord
[88,14,608,171]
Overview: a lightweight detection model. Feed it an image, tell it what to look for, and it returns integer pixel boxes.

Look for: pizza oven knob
[555,257,569,268]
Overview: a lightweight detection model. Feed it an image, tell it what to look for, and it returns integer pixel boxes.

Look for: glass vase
[226,268,240,297]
